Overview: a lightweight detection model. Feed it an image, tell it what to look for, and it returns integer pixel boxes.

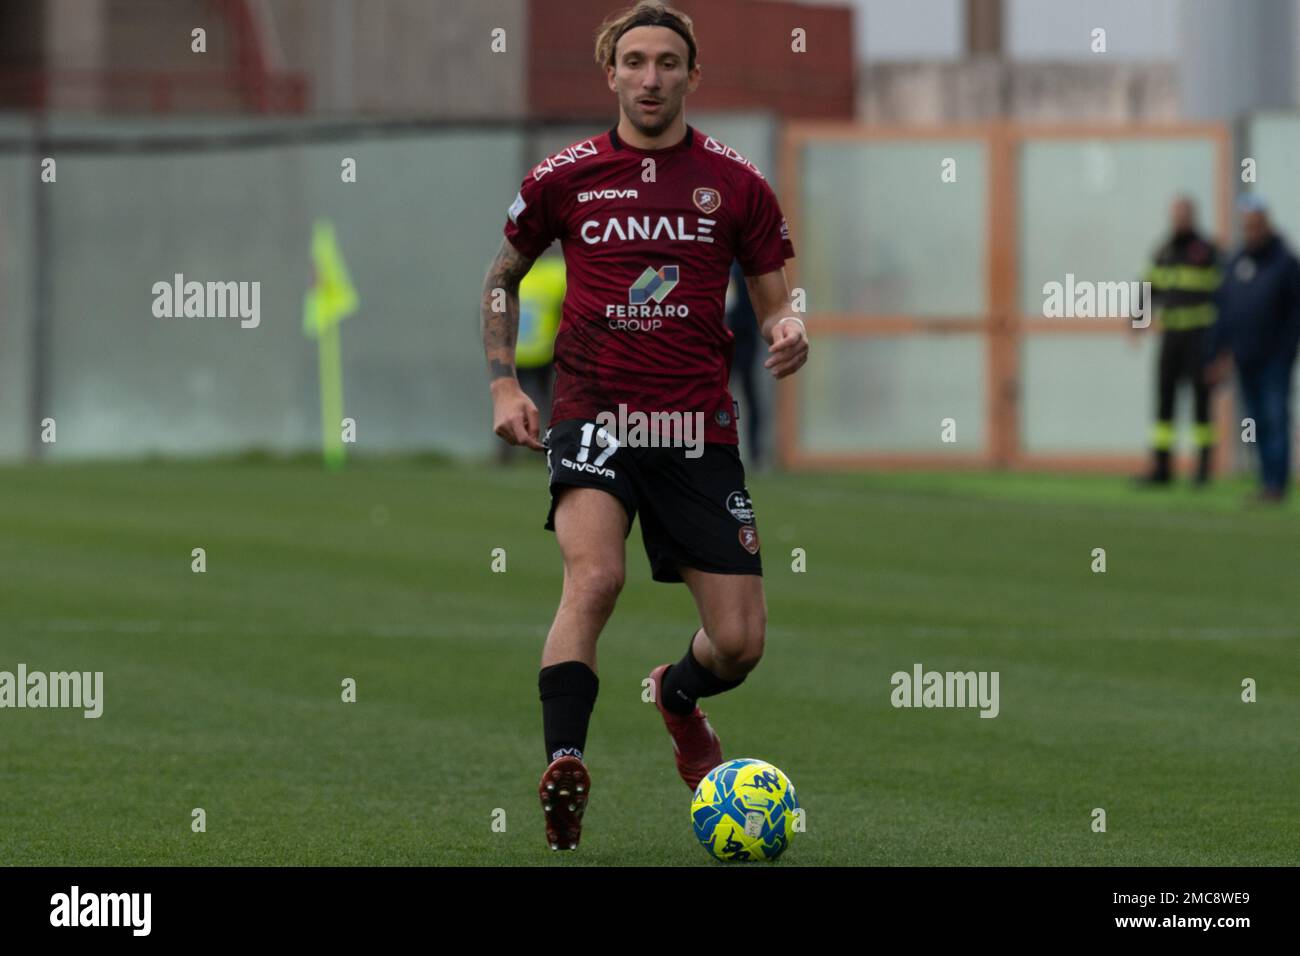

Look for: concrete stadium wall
[0,117,35,460]
[0,112,778,463]
[0,118,524,461]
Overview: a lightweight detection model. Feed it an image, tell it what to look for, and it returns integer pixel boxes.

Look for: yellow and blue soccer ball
[691,758,798,862]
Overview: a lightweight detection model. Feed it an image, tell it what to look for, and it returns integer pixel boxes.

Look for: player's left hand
[764,316,809,379]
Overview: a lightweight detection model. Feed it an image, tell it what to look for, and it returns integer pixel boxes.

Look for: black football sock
[660,630,746,716]
[539,660,599,764]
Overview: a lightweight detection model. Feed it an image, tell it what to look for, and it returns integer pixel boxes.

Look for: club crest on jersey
[739,525,760,555]
[629,265,679,305]
[693,187,722,214]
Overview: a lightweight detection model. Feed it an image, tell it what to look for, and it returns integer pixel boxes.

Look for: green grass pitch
[1,458,1297,865]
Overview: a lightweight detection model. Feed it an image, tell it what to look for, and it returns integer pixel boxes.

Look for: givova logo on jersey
[606,265,686,331]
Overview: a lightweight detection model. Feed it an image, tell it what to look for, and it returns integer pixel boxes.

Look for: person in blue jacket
[1205,196,1300,502]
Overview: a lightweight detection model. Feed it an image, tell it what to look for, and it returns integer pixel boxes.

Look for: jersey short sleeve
[737,174,796,277]
[503,171,559,260]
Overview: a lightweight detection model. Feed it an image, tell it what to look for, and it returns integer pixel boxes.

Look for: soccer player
[479,0,808,851]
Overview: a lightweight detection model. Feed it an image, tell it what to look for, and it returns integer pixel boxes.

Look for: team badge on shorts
[738,525,760,554]
[693,187,722,214]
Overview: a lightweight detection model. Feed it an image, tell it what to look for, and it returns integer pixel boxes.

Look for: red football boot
[648,663,723,791]
[538,755,590,851]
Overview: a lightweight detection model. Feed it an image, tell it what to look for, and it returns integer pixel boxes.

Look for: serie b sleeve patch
[507,191,527,224]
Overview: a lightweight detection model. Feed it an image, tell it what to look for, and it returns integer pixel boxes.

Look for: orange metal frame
[776,121,1233,473]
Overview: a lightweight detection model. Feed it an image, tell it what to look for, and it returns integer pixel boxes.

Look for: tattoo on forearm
[480,239,534,382]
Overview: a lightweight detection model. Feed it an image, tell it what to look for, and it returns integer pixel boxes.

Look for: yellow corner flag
[303,220,359,470]
[304,219,359,336]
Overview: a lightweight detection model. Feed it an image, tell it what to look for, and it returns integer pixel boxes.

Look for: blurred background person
[1135,196,1222,486]
[1205,196,1300,502]
[499,249,565,465]
[725,260,765,467]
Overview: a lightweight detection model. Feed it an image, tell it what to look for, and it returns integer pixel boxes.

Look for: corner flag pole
[303,220,359,470]
[317,321,345,470]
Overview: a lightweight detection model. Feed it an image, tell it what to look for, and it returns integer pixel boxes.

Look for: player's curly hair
[594,1,698,71]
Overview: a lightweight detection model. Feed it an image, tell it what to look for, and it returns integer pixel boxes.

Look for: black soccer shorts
[542,417,763,583]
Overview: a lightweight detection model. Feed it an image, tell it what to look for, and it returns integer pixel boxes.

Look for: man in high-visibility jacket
[499,252,565,463]
[1136,196,1222,485]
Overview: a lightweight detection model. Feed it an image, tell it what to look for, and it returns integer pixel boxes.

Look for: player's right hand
[491,381,545,451]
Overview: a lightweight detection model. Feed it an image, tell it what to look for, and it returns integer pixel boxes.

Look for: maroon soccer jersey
[503,125,796,444]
